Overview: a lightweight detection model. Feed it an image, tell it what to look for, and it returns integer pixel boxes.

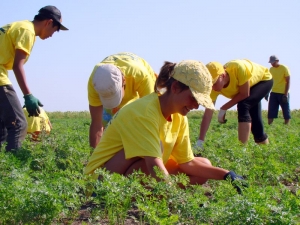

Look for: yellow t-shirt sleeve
[87,72,101,106]
[13,27,35,55]
[284,66,290,77]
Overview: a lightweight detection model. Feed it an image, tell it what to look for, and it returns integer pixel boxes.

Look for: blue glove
[224,171,248,194]
[24,94,43,117]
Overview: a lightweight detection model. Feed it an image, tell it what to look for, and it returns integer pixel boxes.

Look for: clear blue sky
[2,1,299,112]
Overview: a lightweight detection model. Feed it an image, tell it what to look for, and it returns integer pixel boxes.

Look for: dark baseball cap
[37,5,68,30]
[269,55,279,64]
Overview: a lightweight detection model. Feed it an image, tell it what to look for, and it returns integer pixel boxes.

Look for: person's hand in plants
[224,171,249,194]
[24,94,43,117]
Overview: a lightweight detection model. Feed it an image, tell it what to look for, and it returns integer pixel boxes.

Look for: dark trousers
[268,92,291,119]
[0,85,27,151]
[237,79,273,142]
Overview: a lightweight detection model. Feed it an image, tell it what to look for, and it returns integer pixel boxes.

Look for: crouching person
[23,107,52,141]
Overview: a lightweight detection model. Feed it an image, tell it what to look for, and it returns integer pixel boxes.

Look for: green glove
[24,94,43,117]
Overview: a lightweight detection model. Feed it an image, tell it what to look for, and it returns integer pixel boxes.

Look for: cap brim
[212,76,219,84]
[190,88,215,110]
[100,87,123,109]
[59,24,68,31]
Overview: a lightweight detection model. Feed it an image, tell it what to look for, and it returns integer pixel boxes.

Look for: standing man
[88,52,157,148]
[0,6,68,152]
[267,55,291,125]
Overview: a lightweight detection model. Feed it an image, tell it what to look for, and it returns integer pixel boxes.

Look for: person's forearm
[145,157,169,180]
[89,123,103,148]
[13,66,30,95]
[179,159,229,180]
[199,109,213,140]
[13,49,30,95]
[284,82,290,96]
[221,92,248,110]
[48,121,53,129]
[199,119,210,141]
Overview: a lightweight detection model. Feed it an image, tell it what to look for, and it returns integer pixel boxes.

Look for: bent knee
[198,157,212,166]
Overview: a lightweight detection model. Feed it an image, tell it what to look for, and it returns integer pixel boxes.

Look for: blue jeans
[0,85,27,151]
[267,92,291,119]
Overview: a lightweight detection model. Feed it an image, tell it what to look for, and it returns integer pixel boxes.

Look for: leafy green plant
[0,110,299,224]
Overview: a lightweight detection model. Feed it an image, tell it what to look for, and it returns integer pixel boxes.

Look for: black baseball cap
[37,5,68,30]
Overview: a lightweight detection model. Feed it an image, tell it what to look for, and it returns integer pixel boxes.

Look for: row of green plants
[0,110,299,224]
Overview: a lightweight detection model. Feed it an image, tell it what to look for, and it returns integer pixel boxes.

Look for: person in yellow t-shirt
[85,60,247,194]
[87,52,157,148]
[23,107,52,141]
[267,55,291,125]
[0,6,68,152]
[196,60,273,148]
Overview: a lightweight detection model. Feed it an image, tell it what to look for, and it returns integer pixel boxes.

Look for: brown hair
[154,61,189,94]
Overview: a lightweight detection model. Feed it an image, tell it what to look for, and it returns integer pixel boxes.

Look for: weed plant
[0,110,299,224]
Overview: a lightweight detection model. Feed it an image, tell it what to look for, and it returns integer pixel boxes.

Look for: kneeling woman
[85,60,244,190]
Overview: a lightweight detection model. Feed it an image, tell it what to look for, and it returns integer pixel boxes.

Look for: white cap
[92,64,123,109]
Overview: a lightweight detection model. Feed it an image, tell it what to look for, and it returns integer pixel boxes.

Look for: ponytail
[154,61,189,94]
[154,61,176,93]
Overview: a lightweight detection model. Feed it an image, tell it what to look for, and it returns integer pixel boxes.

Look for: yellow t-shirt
[0,20,36,86]
[88,52,157,109]
[270,64,290,94]
[84,92,194,175]
[23,108,51,133]
[210,59,272,101]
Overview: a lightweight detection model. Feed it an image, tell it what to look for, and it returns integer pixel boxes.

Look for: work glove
[196,139,204,150]
[224,171,249,194]
[24,94,43,117]
[218,109,227,123]
[281,95,288,104]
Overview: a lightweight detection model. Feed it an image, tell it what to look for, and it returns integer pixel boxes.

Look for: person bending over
[87,52,157,148]
[196,60,273,149]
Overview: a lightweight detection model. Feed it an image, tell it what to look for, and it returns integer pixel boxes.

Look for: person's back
[210,59,272,101]
[87,52,157,148]
[23,107,52,141]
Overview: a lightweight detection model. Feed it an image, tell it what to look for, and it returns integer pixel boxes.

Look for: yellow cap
[206,62,225,84]
[172,60,214,110]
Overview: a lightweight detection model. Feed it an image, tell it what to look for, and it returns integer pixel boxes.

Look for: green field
[0,110,299,224]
